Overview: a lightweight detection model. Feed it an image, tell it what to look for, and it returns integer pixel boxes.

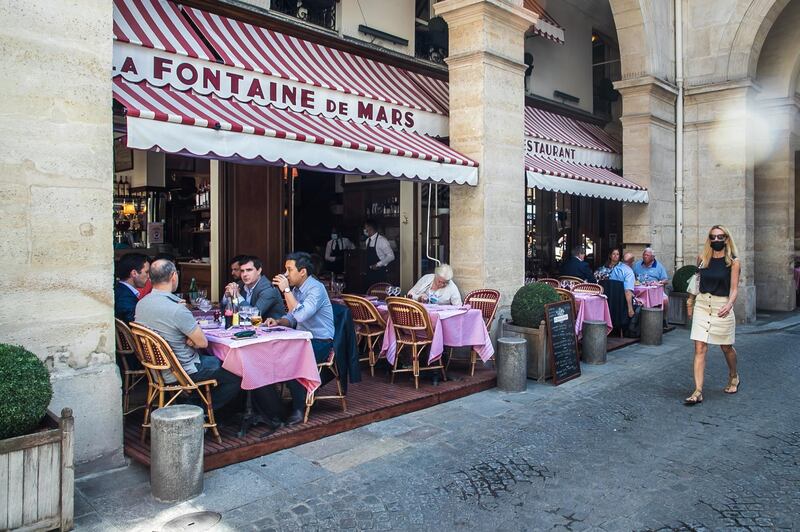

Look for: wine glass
[239,306,253,327]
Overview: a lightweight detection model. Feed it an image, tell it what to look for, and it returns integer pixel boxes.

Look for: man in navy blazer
[560,245,597,283]
[114,252,150,323]
[222,256,284,320]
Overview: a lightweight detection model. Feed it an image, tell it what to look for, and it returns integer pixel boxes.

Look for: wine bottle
[224,300,233,329]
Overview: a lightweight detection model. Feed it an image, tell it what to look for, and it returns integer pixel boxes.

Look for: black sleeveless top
[699,256,735,297]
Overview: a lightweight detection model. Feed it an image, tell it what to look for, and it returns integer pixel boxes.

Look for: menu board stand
[544,300,581,385]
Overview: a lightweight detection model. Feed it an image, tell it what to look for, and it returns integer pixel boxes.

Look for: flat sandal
[724,374,741,394]
[684,390,703,406]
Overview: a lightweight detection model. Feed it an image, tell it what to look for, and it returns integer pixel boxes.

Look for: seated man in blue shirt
[633,248,669,286]
[610,252,636,319]
[256,252,335,426]
[632,247,670,319]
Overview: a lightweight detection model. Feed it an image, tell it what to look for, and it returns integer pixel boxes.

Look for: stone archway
[752,0,800,310]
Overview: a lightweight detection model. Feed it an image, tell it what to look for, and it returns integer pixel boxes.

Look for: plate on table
[198,320,222,330]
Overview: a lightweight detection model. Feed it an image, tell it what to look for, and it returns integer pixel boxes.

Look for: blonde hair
[699,225,739,268]
[434,263,454,281]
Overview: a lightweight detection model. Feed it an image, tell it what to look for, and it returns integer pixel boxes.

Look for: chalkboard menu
[544,300,580,385]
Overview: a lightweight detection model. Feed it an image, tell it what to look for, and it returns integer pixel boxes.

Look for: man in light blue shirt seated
[610,252,636,318]
[633,248,669,286]
[258,252,335,425]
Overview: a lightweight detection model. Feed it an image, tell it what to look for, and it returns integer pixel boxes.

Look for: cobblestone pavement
[75,313,800,531]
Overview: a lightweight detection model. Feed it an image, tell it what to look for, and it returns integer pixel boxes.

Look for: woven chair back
[537,278,560,288]
[554,288,577,316]
[572,283,604,295]
[341,294,386,331]
[114,318,136,356]
[367,282,392,299]
[385,296,433,343]
[129,322,196,389]
[464,289,501,328]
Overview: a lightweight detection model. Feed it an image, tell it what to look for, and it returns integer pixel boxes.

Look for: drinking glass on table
[250,313,262,328]
[198,298,212,313]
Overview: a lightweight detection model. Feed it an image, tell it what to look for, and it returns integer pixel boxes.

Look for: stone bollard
[496,337,527,392]
[581,320,608,364]
[640,307,664,346]
[151,405,205,502]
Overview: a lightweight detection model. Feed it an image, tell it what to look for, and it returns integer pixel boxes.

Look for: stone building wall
[0,2,123,471]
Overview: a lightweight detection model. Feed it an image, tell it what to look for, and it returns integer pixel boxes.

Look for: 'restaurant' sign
[525,136,621,169]
[113,42,448,138]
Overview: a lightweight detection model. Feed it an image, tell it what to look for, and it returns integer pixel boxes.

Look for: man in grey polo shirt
[135,259,241,411]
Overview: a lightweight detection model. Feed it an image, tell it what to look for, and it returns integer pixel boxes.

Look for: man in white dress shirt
[363,219,395,287]
[407,263,462,306]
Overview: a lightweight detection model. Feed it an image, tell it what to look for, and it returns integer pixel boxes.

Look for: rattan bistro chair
[129,322,222,444]
[446,289,500,376]
[340,294,387,376]
[572,283,604,295]
[367,282,392,299]
[114,318,146,415]
[303,347,347,423]
[385,297,446,389]
[554,287,578,318]
[558,276,584,289]
[537,278,560,288]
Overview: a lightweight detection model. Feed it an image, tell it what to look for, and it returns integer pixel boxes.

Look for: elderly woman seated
[406,263,462,306]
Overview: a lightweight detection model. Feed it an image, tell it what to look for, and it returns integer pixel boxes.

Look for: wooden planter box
[0,408,74,531]
[668,292,691,325]
[502,320,549,382]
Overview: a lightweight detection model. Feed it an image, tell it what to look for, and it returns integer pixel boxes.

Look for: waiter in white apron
[363,219,395,288]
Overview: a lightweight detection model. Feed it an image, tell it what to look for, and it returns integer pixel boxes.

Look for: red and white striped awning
[525,107,616,153]
[524,0,565,44]
[113,0,215,61]
[525,156,647,203]
[182,6,448,115]
[114,79,478,185]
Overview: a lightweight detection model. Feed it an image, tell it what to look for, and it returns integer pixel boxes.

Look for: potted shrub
[503,283,560,382]
[0,344,74,531]
[668,265,697,326]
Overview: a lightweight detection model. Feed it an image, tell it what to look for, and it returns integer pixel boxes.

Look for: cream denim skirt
[690,292,735,345]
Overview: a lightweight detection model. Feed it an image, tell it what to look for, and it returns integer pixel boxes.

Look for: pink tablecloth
[379,304,494,365]
[573,293,613,339]
[203,326,320,393]
[634,285,665,308]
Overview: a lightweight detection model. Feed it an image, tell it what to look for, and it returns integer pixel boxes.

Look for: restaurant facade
[2,0,799,472]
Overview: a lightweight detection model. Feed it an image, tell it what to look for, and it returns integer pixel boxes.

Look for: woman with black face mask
[684,225,741,405]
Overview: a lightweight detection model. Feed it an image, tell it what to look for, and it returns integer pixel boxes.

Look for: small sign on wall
[147,222,164,244]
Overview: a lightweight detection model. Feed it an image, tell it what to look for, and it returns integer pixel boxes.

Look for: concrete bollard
[496,337,527,392]
[581,320,608,364]
[151,405,205,502]
[640,307,664,346]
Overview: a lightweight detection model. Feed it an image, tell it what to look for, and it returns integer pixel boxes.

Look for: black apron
[329,239,345,274]
[365,236,387,286]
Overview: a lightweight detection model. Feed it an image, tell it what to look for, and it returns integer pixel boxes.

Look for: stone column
[434,0,537,307]
[753,99,798,311]
[614,77,678,273]
[0,2,123,471]
[683,81,758,322]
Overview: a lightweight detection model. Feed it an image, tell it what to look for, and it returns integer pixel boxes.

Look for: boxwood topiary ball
[672,265,698,293]
[0,344,53,440]
[510,283,561,329]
